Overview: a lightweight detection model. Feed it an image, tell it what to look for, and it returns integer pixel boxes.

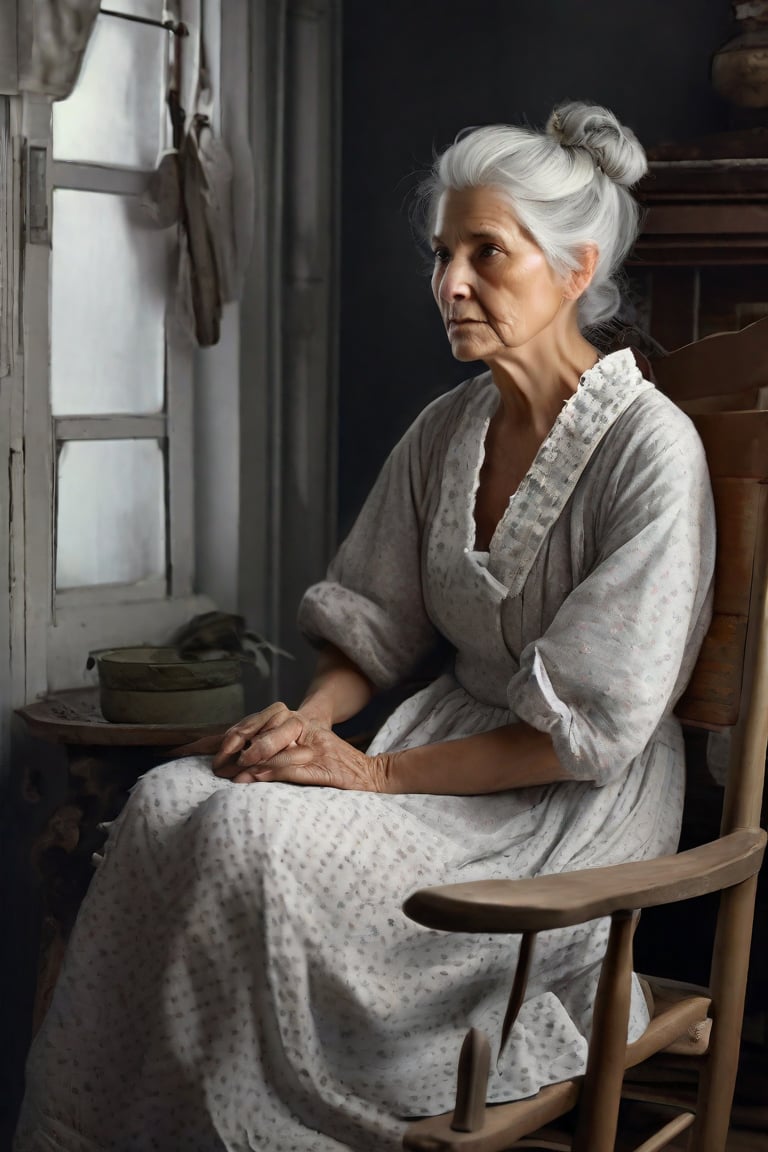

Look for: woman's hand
[172,701,325,774]
[231,715,391,791]
[172,701,391,792]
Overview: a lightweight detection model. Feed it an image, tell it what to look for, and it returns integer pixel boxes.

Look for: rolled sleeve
[509,420,715,787]
[298,579,435,689]
[297,389,466,688]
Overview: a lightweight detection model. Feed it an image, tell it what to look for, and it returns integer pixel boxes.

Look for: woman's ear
[562,245,598,302]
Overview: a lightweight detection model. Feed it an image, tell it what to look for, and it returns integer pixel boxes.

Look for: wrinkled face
[430,186,567,363]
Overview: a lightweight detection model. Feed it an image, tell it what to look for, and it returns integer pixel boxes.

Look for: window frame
[16,8,211,700]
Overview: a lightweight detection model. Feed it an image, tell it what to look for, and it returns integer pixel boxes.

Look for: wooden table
[17,687,226,1030]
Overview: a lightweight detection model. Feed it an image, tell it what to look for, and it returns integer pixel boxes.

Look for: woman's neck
[486,329,600,438]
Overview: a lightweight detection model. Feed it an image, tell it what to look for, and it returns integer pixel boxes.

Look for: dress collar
[457,348,654,597]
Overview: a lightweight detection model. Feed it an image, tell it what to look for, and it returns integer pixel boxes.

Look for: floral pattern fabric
[16,351,715,1152]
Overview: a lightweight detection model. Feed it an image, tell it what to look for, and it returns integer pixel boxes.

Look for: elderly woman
[17,102,714,1152]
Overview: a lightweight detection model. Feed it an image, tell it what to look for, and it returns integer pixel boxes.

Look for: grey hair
[419,101,648,330]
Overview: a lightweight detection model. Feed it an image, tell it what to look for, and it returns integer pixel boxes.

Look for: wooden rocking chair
[401,318,768,1152]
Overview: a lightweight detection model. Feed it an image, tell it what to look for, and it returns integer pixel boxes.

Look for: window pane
[51,190,167,416]
[52,14,165,169]
[56,439,166,589]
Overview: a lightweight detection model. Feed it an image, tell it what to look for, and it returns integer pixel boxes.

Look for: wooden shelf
[17,686,226,747]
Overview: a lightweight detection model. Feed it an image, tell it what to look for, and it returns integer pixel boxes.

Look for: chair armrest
[402,828,766,934]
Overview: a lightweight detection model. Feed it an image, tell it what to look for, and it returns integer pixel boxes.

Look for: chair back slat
[673,413,768,733]
[676,481,764,729]
[650,315,768,404]
[677,615,748,730]
[646,316,768,833]
[693,411,768,480]
[708,480,762,618]
[721,483,768,834]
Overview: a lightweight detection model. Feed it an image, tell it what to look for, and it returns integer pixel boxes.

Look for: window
[8,0,339,705]
[17,2,212,697]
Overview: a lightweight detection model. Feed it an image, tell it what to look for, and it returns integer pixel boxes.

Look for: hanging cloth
[178,115,223,347]
[142,1,251,347]
[17,0,101,99]
[172,10,221,348]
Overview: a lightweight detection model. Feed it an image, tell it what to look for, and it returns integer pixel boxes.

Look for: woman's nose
[438,258,472,301]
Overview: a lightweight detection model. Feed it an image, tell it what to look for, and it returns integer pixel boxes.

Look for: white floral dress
[16,350,715,1152]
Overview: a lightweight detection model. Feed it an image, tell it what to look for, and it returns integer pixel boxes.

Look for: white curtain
[236,0,341,704]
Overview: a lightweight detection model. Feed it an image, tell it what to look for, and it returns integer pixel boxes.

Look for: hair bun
[546,101,647,188]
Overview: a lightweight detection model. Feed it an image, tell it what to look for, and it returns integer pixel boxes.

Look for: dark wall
[339,0,734,535]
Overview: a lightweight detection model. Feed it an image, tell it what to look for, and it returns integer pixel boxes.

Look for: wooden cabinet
[628,144,768,370]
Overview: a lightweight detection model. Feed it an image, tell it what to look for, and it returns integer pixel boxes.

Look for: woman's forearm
[380,722,570,795]
[299,644,376,727]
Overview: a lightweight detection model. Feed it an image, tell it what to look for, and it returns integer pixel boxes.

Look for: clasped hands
[174,701,392,792]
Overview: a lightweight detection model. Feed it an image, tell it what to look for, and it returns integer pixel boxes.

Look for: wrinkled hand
[172,701,391,792]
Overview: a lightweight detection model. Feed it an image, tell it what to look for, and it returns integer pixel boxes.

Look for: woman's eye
[479,244,501,258]
[432,248,450,264]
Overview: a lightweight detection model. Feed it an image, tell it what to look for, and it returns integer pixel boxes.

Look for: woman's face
[430,186,567,364]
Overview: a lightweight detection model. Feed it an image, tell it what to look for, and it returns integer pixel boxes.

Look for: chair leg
[688,875,759,1152]
[453,1027,491,1132]
[572,911,637,1152]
